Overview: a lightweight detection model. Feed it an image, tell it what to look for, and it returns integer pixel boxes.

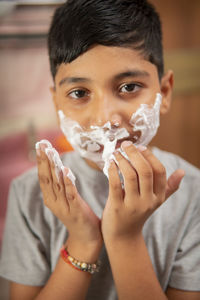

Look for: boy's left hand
[102,142,185,242]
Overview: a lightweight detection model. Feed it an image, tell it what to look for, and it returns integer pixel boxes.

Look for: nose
[90,97,122,128]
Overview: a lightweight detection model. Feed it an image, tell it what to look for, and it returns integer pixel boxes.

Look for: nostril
[110,114,122,128]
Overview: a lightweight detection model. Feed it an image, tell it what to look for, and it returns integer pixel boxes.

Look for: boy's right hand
[36,141,103,259]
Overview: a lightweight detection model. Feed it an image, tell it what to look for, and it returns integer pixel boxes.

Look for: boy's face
[51,45,173,169]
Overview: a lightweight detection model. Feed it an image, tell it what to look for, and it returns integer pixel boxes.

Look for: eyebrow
[58,69,150,86]
[114,70,150,81]
[59,77,91,86]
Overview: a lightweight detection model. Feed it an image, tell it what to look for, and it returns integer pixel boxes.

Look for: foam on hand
[35,140,76,185]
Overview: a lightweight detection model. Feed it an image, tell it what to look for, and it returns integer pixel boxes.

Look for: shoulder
[152,147,200,181]
[151,147,200,222]
[10,165,42,211]
[12,165,39,194]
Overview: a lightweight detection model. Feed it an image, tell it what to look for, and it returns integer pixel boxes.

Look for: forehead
[55,45,158,85]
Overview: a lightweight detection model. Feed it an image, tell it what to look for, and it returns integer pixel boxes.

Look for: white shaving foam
[61,166,76,185]
[45,148,63,180]
[58,93,162,178]
[35,139,53,151]
[35,140,76,184]
[130,93,162,146]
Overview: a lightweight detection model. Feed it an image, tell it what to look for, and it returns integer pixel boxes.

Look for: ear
[160,70,174,115]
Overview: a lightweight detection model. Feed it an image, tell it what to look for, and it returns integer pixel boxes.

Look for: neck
[84,158,102,171]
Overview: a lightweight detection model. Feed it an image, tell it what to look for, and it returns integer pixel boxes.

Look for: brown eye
[119,83,140,93]
[69,89,88,99]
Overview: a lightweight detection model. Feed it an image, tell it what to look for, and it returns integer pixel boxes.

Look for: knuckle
[110,182,121,191]
[156,196,165,207]
[141,169,153,178]
[37,157,42,165]
[155,165,166,177]
[53,181,61,192]
[141,204,153,215]
[125,172,137,181]
[147,202,155,212]
[115,154,124,163]
[64,180,72,189]
[71,215,78,223]
[66,193,76,201]
[40,154,47,162]
[129,206,138,217]
[39,174,50,185]
[114,207,120,214]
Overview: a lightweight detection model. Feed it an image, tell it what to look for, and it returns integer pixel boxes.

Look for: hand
[102,142,185,242]
[36,141,103,251]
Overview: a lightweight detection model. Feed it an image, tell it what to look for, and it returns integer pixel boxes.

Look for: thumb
[165,169,185,199]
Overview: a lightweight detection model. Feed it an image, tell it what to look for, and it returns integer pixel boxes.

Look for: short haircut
[48,0,164,81]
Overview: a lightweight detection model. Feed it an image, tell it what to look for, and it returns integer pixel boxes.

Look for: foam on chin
[58,93,162,177]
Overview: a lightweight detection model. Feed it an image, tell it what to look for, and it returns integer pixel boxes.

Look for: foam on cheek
[58,93,162,178]
[129,93,162,146]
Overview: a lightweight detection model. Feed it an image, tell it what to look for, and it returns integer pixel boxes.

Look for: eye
[119,83,141,93]
[68,89,89,99]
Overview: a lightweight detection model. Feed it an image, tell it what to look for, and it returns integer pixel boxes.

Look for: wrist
[104,232,144,252]
[65,236,103,263]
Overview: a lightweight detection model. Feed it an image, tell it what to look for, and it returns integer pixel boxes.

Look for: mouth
[115,139,127,149]
[115,135,139,149]
[98,137,137,153]
[82,133,140,154]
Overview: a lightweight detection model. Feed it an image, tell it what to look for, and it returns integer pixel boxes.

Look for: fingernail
[137,145,147,152]
[121,141,132,149]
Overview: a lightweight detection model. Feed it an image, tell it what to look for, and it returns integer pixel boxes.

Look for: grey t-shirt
[0,147,200,299]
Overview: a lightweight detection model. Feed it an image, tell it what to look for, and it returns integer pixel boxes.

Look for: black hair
[48,0,164,80]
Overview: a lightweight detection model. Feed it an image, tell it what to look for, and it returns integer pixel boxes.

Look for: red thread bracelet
[60,246,100,274]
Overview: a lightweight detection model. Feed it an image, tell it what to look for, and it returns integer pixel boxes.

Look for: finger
[165,169,185,199]
[108,159,123,204]
[45,148,66,203]
[114,151,139,200]
[121,141,153,197]
[36,143,56,203]
[62,166,78,209]
[137,146,167,197]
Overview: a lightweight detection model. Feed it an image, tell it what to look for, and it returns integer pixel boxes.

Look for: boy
[0,0,200,299]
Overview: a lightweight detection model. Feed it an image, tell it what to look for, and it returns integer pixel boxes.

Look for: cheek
[138,89,160,106]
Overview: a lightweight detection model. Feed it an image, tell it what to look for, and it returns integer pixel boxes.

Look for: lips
[116,139,128,149]
[89,138,135,153]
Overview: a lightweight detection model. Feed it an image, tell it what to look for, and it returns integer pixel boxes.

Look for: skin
[10,45,200,300]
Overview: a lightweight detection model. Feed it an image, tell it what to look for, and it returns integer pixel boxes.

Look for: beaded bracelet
[60,246,100,274]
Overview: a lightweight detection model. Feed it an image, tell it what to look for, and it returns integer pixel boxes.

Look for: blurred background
[0,1,200,297]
